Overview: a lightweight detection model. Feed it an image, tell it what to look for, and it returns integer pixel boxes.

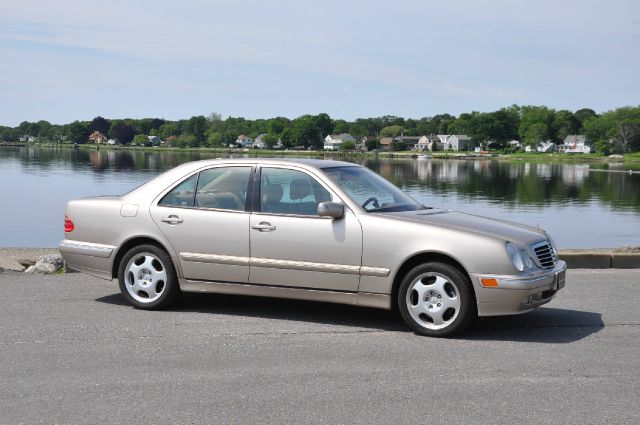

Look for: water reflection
[1,146,639,248]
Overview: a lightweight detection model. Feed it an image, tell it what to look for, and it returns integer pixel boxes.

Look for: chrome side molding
[180,252,390,277]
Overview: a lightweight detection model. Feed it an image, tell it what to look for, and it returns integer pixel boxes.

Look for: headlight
[544,232,558,256]
[523,252,534,269]
[506,242,524,272]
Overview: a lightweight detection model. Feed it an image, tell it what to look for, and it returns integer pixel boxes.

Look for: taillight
[64,215,75,233]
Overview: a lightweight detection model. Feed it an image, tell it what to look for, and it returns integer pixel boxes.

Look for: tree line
[1,105,639,153]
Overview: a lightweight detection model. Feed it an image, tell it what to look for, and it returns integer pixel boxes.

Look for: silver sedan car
[60,158,566,336]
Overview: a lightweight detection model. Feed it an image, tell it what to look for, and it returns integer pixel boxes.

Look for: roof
[452,134,471,140]
[327,133,353,141]
[563,135,586,144]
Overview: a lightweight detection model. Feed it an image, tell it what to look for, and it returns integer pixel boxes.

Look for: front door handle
[251,221,276,232]
[161,215,183,225]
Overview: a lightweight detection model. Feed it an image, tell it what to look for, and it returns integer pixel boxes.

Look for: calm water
[1,146,639,248]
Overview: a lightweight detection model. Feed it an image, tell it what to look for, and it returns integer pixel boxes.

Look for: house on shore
[147,136,161,146]
[236,135,254,148]
[437,134,473,151]
[253,134,268,149]
[89,131,107,144]
[379,137,393,151]
[557,135,590,154]
[415,135,439,151]
[360,135,379,151]
[537,141,556,153]
[324,133,355,150]
[395,136,420,150]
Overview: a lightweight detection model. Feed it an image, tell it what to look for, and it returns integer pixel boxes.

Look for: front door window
[259,168,332,216]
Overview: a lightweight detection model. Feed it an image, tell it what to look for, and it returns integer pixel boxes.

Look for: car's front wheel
[398,262,475,337]
[117,244,180,309]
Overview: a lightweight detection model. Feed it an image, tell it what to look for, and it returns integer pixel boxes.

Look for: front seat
[261,183,284,213]
[289,178,315,215]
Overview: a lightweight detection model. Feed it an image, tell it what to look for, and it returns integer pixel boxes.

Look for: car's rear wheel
[398,262,475,337]
[117,244,180,309]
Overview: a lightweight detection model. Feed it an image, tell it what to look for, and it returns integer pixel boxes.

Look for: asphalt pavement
[1,269,639,424]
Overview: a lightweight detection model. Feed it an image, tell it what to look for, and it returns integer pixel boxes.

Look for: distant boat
[416,154,432,160]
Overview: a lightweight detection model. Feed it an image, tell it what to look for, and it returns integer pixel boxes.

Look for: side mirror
[318,202,344,219]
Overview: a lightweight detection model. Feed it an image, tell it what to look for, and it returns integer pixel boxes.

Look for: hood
[381,209,546,247]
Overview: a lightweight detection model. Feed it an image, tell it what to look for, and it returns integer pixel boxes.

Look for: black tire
[117,244,180,310]
[397,262,476,337]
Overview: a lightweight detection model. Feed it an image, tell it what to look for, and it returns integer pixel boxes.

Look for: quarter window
[158,174,198,207]
[260,168,332,216]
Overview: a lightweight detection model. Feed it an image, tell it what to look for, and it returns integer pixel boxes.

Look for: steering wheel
[362,197,380,209]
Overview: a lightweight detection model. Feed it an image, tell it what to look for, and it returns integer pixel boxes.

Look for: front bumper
[471,260,567,316]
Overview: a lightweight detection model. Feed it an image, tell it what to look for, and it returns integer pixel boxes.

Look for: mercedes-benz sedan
[60,159,566,337]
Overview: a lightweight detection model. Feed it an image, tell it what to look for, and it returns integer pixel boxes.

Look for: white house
[436,135,473,151]
[236,135,254,148]
[253,133,267,149]
[107,139,118,145]
[324,133,355,150]
[557,135,590,154]
[537,141,556,153]
[415,135,439,151]
[147,136,161,146]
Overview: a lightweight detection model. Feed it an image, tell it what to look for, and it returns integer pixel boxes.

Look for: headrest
[290,178,311,201]
[262,183,283,204]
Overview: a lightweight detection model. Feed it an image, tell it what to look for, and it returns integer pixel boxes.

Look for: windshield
[322,166,426,212]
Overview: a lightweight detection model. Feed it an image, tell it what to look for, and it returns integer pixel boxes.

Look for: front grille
[533,241,555,269]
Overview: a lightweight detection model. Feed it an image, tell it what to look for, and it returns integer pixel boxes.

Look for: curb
[558,251,640,269]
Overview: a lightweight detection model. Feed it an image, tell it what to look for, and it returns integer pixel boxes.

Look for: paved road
[1,270,639,424]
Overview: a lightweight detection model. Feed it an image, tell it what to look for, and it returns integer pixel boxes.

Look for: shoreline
[1,247,638,270]
[2,142,640,166]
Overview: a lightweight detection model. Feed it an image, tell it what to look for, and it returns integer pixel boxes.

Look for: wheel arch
[111,236,177,279]
[390,251,475,311]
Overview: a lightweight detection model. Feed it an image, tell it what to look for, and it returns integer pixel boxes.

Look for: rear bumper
[59,240,116,280]
[472,260,567,316]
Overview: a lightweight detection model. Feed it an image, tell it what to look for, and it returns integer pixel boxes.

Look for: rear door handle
[161,215,183,224]
[251,222,276,232]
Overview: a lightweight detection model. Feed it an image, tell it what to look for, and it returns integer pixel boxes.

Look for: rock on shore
[25,254,64,274]
[0,248,61,274]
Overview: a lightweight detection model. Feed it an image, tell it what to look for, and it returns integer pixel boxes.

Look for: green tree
[523,123,548,146]
[266,117,290,135]
[109,122,137,144]
[187,115,207,145]
[332,119,350,134]
[67,121,91,143]
[262,133,279,148]
[518,106,554,144]
[133,134,149,146]
[379,125,404,137]
[574,108,597,129]
[365,138,380,151]
[339,140,356,151]
[90,116,111,136]
[552,110,580,142]
[158,122,178,139]
[207,112,223,133]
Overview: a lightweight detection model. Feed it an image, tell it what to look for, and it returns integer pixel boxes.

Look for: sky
[1,0,639,126]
